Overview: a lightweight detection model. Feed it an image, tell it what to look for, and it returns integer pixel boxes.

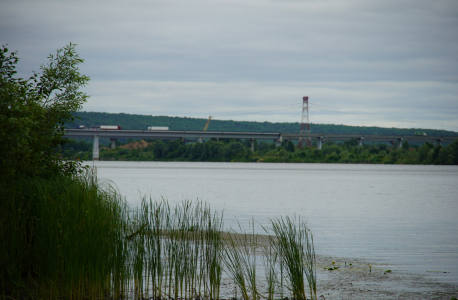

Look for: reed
[223,220,259,300]
[127,198,224,300]
[0,171,131,300]
[268,216,317,300]
[261,241,278,300]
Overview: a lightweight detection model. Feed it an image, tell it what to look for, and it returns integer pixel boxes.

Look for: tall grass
[261,240,278,300]
[224,217,317,300]
[0,171,130,300]
[1,172,317,300]
[128,198,224,300]
[268,216,317,300]
[223,220,259,300]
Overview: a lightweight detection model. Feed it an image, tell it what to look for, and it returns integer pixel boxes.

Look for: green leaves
[0,43,90,182]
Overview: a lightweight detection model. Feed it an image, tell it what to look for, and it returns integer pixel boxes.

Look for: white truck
[147,126,169,130]
[100,125,122,130]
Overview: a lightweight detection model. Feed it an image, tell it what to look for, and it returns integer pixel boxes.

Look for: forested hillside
[69,111,456,137]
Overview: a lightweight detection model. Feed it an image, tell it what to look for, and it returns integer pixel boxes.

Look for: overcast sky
[2,0,457,131]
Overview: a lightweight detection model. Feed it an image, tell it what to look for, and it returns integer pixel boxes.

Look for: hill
[69,111,456,137]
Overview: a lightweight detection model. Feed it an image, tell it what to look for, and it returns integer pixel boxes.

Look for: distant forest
[69,111,456,137]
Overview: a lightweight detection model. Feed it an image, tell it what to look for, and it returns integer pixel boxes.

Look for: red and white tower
[299,96,312,147]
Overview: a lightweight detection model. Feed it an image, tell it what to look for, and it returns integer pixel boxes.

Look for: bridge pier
[317,136,324,150]
[397,138,404,149]
[93,135,99,161]
[358,137,364,147]
[110,138,117,150]
[251,138,255,153]
[275,135,282,147]
[436,138,443,146]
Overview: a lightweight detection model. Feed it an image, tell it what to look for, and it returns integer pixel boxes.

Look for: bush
[0,44,89,182]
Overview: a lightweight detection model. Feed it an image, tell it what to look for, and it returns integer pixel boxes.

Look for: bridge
[65,129,458,160]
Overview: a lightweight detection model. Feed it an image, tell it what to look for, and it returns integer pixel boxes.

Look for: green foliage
[153,140,165,158]
[402,140,410,150]
[268,216,317,300]
[223,142,246,160]
[164,139,184,158]
[87,138,458,165]
[0,172,129,299]
[0,43,89,182]
[344,138,359,147]
[437,140,458,164]
[286,141,295,152]
[417,143,432,163]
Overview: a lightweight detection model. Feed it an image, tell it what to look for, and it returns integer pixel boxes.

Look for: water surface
[87,161,458,284]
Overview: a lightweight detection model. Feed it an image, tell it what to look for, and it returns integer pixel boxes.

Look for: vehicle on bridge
[148,126,169,130]
[415,132,427,136]
[100,125,122,130]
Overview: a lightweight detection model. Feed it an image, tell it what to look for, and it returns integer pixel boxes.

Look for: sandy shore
[314,254,458,300]
[220,233,458,300]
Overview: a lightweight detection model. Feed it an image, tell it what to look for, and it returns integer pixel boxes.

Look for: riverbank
[225,233,458,300]
[315,254,458,300]
[64,138,458,165]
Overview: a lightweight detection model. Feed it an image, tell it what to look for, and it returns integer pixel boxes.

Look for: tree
[152,140,165,158]
[0,43,90,182]
[223,142,245,160]
[344,138,358,147]
[286,140,295,152]
[417,143,432,163]
[402,140,410,150]
[164,139,184,158]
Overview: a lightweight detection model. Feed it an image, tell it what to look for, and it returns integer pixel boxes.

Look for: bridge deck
[65,129,458,143]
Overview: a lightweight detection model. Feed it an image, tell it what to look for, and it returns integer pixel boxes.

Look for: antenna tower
[299,96,312,147]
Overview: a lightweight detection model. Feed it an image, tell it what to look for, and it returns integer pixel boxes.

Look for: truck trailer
[100,125,122,130]
[147,126,169,130]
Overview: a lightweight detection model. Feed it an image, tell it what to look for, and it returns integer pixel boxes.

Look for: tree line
[63,138,458,165]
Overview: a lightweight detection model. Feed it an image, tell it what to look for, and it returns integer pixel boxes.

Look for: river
[86,161,458,285]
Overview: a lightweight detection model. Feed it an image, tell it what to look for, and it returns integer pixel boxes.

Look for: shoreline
[224,232,458,299]
[315,254,458,299]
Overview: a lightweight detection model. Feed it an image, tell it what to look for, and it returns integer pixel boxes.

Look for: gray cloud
[1,0,457,131]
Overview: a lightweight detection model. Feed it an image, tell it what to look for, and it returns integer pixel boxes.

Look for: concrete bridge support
[436,139,443,146]
[317,136,324,150]
[358,137,364,147]
[110,138,117,150]
[275,135,282,147]
[251,139,255,153]
[93,135,99,161]
[397,138,404,149]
